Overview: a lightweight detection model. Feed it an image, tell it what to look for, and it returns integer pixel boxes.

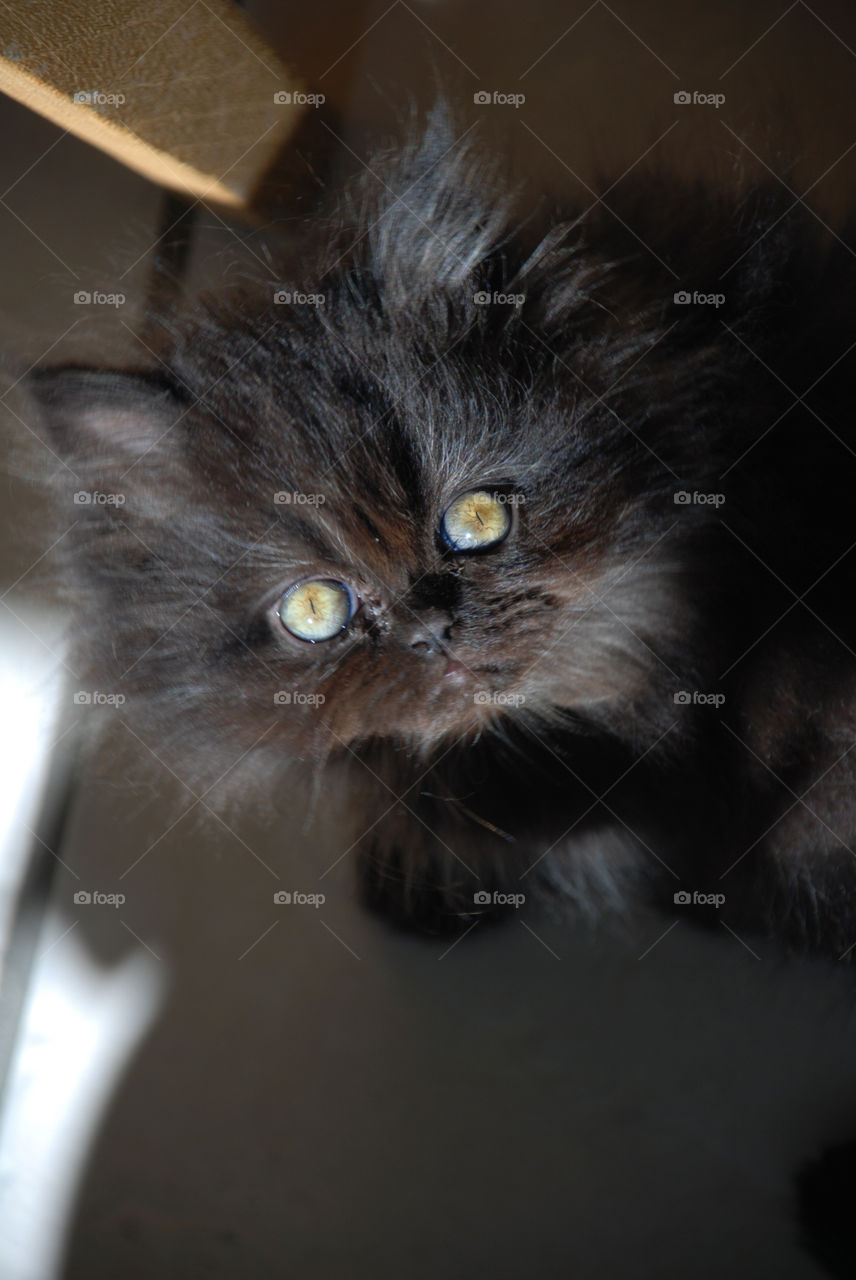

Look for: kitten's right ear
[28,367,188,466]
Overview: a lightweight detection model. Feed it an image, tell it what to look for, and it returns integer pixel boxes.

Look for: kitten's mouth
[424,655,526,721]
[424,656,473,703]
[442,657,469,685]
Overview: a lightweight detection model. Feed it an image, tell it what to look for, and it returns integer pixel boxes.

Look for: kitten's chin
[325,693,509,754]
[404,684,530,746]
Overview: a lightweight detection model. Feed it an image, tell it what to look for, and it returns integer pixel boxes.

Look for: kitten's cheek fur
[520,562,699,727]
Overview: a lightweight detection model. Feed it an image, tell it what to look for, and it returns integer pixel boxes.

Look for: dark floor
[3,2,856,1277]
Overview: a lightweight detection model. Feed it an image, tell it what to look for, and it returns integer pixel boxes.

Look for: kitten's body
[30,113,856,949]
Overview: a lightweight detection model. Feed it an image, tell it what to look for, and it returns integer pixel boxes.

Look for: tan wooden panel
[0,0,308,209]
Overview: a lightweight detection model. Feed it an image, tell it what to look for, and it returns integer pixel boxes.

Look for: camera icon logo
[273,492,291,504]
[673,291,691,305]
[473,890,492,904]
[73,491,92,504]
[74,890,92,904]
[273,691,291,705]
[274,290,291,304]
[73,291,92,305]
[73,691,92,705]
[473,91,491,105]
[273,890,292,904]
[673,490,691,504]
[473,291,490,305]
[674,91,692,105]
[673,690,691,705]
[273,91,292,104]
[673,890,692,904]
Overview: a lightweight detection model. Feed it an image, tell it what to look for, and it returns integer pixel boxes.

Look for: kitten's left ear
[28,367,188,468]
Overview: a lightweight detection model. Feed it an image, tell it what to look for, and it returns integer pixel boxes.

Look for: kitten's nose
[405,610,453,657]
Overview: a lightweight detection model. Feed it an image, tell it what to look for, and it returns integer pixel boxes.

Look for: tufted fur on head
[28,106,856,938]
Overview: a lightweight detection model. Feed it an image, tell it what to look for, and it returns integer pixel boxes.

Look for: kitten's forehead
[278,489,423,583]
[273,357,542,501]
[274,410,535,583]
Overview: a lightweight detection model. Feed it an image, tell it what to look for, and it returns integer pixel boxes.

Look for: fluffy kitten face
[176,313,687,756]
[30,116,748,778]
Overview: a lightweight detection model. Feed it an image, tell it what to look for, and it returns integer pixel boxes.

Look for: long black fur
[25,107,856,948]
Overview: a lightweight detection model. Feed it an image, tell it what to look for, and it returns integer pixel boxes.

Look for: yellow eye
[278,579,355,642]
[441,490,511,552]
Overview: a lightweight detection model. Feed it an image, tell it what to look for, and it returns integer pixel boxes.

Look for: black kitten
[28,109,856,946]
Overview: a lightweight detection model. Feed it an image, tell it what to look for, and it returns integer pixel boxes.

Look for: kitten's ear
[28,367,187,466]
